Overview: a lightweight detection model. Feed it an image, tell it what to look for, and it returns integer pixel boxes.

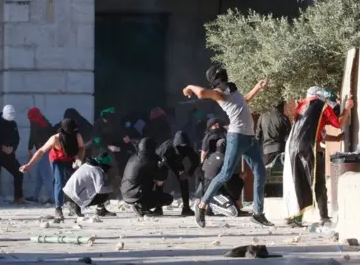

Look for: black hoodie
[156,131,199,177]
[121,138,167,204]
[0,113,20,152]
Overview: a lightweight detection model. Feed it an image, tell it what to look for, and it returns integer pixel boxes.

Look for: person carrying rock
[156,130,200,216]
[121,137,172,216]
[20,118,85,220]
[63,152,114,216]
[183,64,273,228]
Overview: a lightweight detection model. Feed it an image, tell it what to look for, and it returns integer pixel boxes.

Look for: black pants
[315,152,328,219]
[138,190,173,210]
[156,175,190,208]
[0,153,23,199]
[263,151,281,166]
[204,174,244,203]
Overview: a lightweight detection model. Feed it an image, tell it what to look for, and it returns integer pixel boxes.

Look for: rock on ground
[0,201,359,264]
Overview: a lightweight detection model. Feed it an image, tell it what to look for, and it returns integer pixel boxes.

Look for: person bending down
[183,64,273,228]
[63,152,114,216]
[121,138,173,217]
[200,139,249,217]
[156,131,200,216]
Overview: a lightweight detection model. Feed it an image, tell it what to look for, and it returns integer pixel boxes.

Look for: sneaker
[25,196,39,203]
[96,206,116,217]
[237,210,252,217]
[67,201,84,217]
[251,213,274,226]
[205,207,215,216]
[132,204,145,217]
[152,207,164,216]
[320,217,332,227]
[286,218,303,228]
[194,200,206,228]
[55,207,64,220]
[181,207,195,216]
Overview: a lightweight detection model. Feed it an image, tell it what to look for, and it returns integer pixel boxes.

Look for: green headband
[100,107,115,117]
[94,153,112,165]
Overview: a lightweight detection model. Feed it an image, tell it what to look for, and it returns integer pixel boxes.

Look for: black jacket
[201,128,226,155]
[121,138,167,204]
[0,114,20,151]
[255,109,291,155]
[28,122,55,150]
[156,131,199,177]
[202,152,224,180]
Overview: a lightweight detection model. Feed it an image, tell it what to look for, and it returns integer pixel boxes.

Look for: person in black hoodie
[121,137,172,216]
[156,130,200,216]
[201,139,249,217]
[0,105,24,204]
[200,118,226,163]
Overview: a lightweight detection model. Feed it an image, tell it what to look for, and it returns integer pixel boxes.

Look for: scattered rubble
[39,222,50,228]
[115,242,125,251]
[211,241,221,246]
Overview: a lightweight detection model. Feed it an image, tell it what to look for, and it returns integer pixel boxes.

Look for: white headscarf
[2,105,15,121]
[307,86,326,102]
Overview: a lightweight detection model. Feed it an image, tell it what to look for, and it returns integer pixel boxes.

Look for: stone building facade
[0,0,305,198]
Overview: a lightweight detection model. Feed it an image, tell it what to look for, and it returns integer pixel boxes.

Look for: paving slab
[0,200,358,264]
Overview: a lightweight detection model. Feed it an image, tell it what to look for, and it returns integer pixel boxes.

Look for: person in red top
[283,87,353,227]
[20,118,85,220]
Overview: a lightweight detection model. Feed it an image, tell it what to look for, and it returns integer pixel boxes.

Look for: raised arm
[244,79,268,103]
[183,85,224,102]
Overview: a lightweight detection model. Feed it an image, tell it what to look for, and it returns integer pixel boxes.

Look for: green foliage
[205,0,360,112]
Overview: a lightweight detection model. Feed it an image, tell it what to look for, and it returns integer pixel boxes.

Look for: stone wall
[0,0,94,199]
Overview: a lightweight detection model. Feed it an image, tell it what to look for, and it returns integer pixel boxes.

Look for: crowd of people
[0,64,354,229]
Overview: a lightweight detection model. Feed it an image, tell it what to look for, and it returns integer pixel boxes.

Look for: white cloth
[2,105,15,121]
[63,163,113,210]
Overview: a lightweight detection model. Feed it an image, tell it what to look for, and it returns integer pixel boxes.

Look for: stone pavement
[0,200,359,265]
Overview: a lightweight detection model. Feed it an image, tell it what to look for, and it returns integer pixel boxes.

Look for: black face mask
[333,104,341,117]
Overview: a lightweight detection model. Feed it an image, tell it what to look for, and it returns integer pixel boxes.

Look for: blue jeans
[33,152,53,199]
[202,132,267,214]
[51,161,74,208]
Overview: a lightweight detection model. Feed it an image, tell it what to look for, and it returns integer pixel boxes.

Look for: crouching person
[201,139,249,217]
[121,137,173,217]
[62,152,114,217]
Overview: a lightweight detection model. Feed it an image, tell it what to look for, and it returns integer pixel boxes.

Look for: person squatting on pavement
[0,105,24,204]
[283,87,353,227]
[200,139,249,217]
[63,152,114,216]
[26,107,55,204]
[156,130,200,216]
[183,64,273,228]
[91,107,132,205]
[200,118,226,163]
[20,118,85,220]
[121,137,173,216]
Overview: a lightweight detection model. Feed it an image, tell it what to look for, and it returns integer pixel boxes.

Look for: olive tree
[205,0,360,112]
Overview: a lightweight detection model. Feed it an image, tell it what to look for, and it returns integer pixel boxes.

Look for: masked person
[91,107,130,212]
[201,139,248,217]
[256,101,291,166]
[143,107,172,146]
[54,108,93,157]
[200,118,226,163]
[26,107,55,204]
[183,64,273,228]
[121,137,172,216]
[283,87,353,227]
[20,118,85,220]
[156,130,200,216]
[63,152,114,216]
[0,105,24,204]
